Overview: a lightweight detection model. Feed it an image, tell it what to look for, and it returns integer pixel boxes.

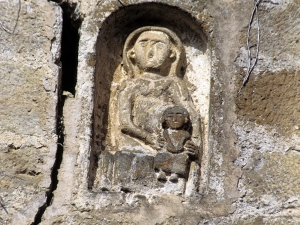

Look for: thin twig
[117,0,125,7]
[13,0,21,34]
[238,0,262,94]
[0,0,21,35]
[0,22,14,34]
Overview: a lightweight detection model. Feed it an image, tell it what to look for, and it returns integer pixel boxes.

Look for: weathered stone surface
[112,151,137,191]
[131,153,155,185]
[236,70,300,135]
[1,0,300,224]
[154,152,189,177]
[95,151,114,190]
[95,150,192,193]
[0,0,61,224]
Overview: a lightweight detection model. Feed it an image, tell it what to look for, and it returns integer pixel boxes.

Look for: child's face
[165,111,187,129]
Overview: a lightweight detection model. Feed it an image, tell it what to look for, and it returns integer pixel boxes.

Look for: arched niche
[89,3,211,195]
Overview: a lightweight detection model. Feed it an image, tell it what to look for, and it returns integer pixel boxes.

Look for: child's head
[162,106,190,130]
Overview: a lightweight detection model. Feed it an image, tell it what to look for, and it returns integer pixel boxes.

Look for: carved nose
[148,45,154,58]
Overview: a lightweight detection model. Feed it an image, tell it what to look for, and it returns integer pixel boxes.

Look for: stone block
[112,151,136,191]
[96,151,114,191]
[131,153,156,186]
[154,152,190,178]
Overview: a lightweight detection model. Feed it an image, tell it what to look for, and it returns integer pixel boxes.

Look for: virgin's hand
[158,136,165,148]
[145,133,157,146]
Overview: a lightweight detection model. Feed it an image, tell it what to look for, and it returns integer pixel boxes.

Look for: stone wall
[0,1,61,224]
[0,0,299,224]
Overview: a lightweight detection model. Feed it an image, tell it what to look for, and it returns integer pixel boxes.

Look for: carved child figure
[155,106,198,182]
[161,106,197,157]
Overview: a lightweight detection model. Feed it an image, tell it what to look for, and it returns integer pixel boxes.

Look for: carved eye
[166,114,173,119]
[156,42,166,49]
[139,41,147,47]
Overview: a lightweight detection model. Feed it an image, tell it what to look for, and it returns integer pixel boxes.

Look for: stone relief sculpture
[119,27,201,152]
[161,106,195,155]
[155,106,197,182]
[95,27,202,195]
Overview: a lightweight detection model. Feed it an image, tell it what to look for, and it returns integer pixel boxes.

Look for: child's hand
[184,140,198,158]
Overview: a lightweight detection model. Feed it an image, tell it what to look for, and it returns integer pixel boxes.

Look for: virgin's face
[132,31,172,72]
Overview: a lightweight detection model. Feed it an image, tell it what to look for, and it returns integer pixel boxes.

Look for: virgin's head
[123,27,186,78]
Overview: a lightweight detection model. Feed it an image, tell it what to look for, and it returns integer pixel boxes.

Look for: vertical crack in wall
[31,2,81,224]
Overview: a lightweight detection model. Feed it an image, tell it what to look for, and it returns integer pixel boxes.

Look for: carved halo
[122,26,186,79]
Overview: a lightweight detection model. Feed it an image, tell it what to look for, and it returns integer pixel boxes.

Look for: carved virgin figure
[95,27,203,194]
[118,27,201,157]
